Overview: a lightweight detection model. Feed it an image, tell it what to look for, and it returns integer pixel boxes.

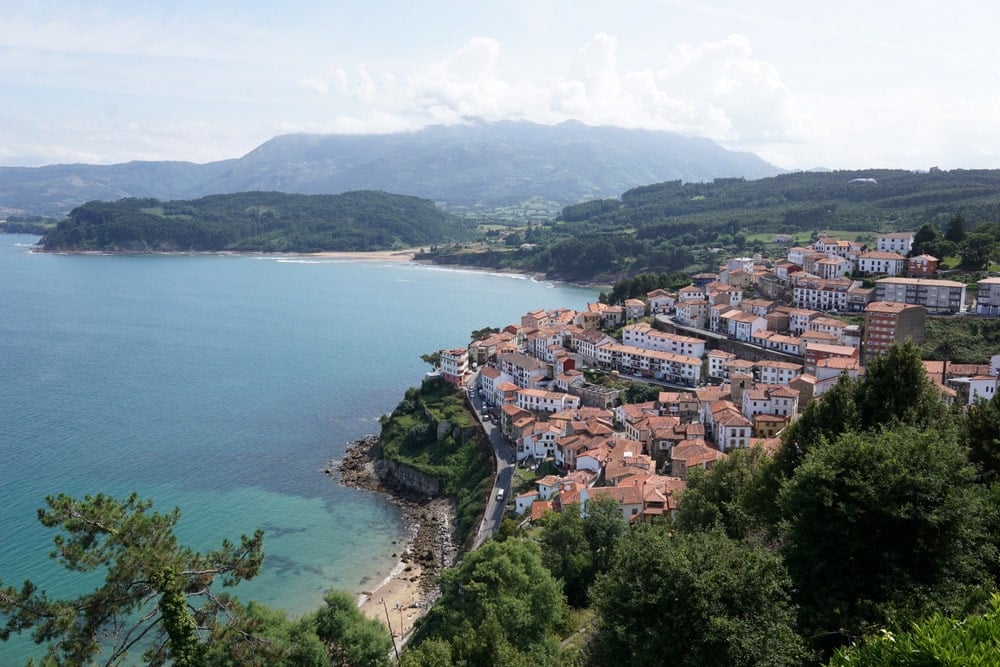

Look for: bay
[0,235,599,662]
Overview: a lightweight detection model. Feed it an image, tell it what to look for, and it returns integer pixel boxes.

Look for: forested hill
[425,168,1000,281]
[557,168,1000,233]
[38,191,474,253]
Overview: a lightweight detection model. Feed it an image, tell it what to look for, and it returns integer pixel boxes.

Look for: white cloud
[298,32,815,155]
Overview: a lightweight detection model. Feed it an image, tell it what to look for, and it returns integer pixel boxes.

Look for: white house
[877,232,914,255]
[516,388,581,414]
[646,289,676,314]
[741,384,799,421]
[858,251,907,276]
[756,360,803,385]
[621,323,705,358]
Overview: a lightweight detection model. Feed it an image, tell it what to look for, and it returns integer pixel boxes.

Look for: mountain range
[0,120,781,218]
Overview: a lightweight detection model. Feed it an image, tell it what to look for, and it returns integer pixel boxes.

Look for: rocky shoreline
[331,435,459,600]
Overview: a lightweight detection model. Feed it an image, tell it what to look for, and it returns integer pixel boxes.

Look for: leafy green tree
[313,591,392,667]
[622,382,660,404]
[675,444,775,540]
[589,527,805,667]
[469,327,500,342]
[414,540,565,656]
[779,427,994,657]
[962,392,1000,483]
[539,504,593,606]
[202,600,328,667]
[773,342,946,486]
[910,222,940,256]
[828,594,1000,666]
[944,213,967,244]
[419,351,441,369]
[854,341,947,430]
[582,495,627,575]
[0,493,263,666]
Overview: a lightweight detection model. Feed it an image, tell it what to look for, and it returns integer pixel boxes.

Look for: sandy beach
[333,436,458,647]
[307,248,422,261]
[358,560,427,641]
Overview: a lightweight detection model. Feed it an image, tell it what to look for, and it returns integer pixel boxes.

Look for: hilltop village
[434,230,1000,524]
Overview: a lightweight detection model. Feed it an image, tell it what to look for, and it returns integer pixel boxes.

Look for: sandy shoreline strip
[333,436,457,648]
[305,248,421,261]
[357,559,426,642]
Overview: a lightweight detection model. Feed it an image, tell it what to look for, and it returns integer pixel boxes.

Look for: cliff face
[373,458,441,497]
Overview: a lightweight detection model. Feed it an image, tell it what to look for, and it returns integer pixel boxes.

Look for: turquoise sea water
[0,235,599,662]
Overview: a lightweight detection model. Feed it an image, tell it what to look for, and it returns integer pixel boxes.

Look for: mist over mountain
[0,120,781,217]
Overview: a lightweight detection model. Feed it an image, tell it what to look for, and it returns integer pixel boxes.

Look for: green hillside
[39,191,474,253]
[426,168,1000,281]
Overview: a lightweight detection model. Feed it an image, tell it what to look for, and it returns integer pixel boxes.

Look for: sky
[2,0,999,172]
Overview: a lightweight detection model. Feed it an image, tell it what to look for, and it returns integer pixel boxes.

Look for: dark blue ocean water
[0,236,598,662]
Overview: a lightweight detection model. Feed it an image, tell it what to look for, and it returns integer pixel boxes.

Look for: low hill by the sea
[0,120,782,217]
[38,191,473,253]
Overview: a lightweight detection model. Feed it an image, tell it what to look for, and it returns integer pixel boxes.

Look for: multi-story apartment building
[804,342,859,374]
[876,232,914,254]
[874,277,966,314]
[756,360,803,385]
[862,301,927,360]
[816,256,854,280]
[793,278,852,311]
[857,251,907,276]
[976,277,1000,315]
[620,323,705,358]
[516,388,581,414]
[498,351,549,388]
[719,310,767,342]
[646,289,676,314]
[741,384,799,421]
[439,347,469,386]
[595,343,702,386]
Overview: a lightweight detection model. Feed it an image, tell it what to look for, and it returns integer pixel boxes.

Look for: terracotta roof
[531,501,554,522]
[865,300,923,314]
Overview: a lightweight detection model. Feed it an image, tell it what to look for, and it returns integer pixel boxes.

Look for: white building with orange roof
[809,316,849,343]
[517,419,566,462]
[646,289,676,314]
[785,307,822,336]
[516,388,580,415]
[815,357,862,397]
[498,351,549,389]
[678,285,705,302]
[621,322,705,358]
[439,347,469,386]
[755,360,803,385]
[741,384,799,421]
[720,309,767,342]
[583,484,645,522]
[572,328,616,365]
[858,251,907,276]
[816,256,854,280]
[624,298,646,320]
[597,343,702,386]
[876,232,914,254]
[707,349,736,380]
[675,299,709,328]
[794,277,854,312]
